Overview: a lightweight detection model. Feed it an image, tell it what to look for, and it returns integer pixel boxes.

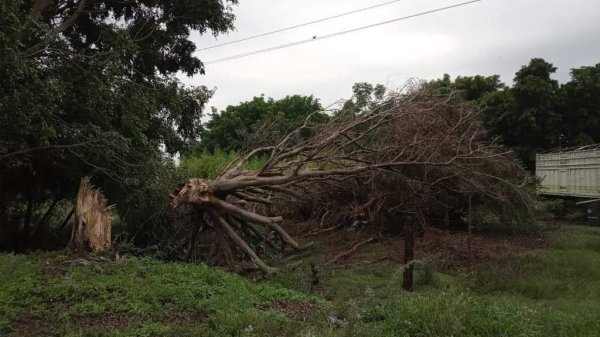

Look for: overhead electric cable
[203,0,482,65]
[197,0,404,51]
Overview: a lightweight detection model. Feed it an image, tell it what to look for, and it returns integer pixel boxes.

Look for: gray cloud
[180,0,600,111]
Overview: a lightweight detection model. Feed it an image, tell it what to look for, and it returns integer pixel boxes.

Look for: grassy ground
[1,225,599,336]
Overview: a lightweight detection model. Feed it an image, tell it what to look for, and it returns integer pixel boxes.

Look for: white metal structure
[536,145,600,198]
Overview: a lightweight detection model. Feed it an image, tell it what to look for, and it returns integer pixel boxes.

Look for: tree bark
[186,222,201,262]
[210,211,277,274]
[24,0,89,57]
[58,207,75,232]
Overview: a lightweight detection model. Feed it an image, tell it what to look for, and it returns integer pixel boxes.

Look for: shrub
[470,201,540,234]
[539,198,586,221]
[179,149,267,180]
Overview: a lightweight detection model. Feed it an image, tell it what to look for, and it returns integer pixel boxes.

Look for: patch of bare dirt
[161,311,206,324]
[271,300,319,320]
[8,314,54,337]
[9,311,205,336]
[309,224,550,271]
[77,313,141,332]
[10,313,141,336]
[77,311,205,331]
[418,228,550,271]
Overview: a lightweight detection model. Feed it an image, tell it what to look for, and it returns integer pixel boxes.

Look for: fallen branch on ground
[329,237,377,265]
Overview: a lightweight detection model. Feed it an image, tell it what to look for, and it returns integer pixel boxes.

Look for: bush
[470,202,539,234]
[539,198,586,221]
[179,149,267,180]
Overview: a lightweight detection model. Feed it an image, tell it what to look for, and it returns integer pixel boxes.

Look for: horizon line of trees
[427,58,600,169]
[193,58,600,171]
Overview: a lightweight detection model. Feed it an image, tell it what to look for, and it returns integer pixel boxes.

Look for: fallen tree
[170,85,534,273]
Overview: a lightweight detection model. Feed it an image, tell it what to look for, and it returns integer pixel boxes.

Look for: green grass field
[1,225,599,337]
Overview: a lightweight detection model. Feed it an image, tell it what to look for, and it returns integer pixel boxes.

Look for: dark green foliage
[338,82,387,116]
[197,95,327,152]
[0,0,238,249]
[477,59,562,169]
[430,58,600,170]
[428,74,504,101]
[469,201,540,234]
[539,198,586,221]
[561,63,600,146]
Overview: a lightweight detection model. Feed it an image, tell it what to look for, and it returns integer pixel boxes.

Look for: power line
[197,0,404,52]
[203,0,482,65]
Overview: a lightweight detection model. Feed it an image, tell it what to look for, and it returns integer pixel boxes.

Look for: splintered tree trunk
[68,177,112,252]
[403,222,415,291]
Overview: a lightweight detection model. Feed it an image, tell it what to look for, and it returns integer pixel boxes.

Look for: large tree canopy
[479,59,562,169]
[0,0,238,250]
[197,95,327,153]
[561,63,600,146]
[428,74,504,102]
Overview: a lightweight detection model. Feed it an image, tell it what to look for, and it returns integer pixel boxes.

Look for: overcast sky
[180,0,600,113]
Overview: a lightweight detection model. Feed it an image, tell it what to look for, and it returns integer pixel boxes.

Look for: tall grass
[179,149,267,179]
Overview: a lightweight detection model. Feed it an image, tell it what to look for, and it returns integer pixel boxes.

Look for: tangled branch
[170,86,533,273]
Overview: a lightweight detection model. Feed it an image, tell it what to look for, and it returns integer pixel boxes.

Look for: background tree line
[427,58,600,169]
[193,58,600,172]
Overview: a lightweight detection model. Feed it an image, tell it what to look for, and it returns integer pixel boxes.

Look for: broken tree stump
[68,177,112,252]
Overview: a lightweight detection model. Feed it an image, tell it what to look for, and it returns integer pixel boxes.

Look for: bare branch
[23,0,89,57]
[0,142,90,161]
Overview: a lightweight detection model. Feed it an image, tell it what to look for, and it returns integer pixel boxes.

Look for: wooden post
[467,194,473,271]
[402,221,415,291]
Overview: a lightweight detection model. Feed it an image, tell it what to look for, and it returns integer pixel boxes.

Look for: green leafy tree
[480,58,563,169]
[339,82,387,116]
[0,0,238,249]
[198,95,326,152]
[428,74,504,102]
[561,63,600,146]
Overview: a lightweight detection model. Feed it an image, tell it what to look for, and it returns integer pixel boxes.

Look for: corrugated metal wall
[536,147,600,198]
